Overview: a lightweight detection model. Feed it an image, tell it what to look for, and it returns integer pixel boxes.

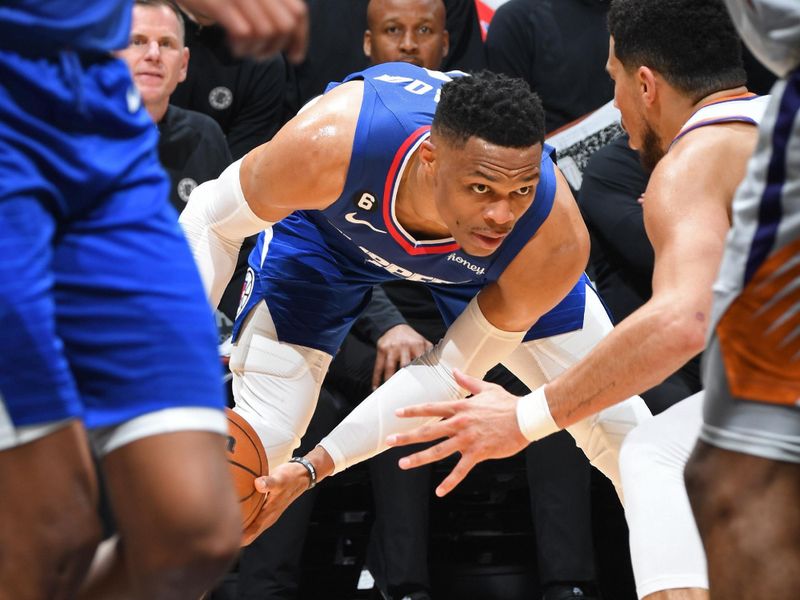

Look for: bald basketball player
[364,0,448,69]
[179,64,652,544]
[388,1,768,598]
[684,1,800,597]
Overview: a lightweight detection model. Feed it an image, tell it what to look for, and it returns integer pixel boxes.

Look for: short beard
[639,122,666,172]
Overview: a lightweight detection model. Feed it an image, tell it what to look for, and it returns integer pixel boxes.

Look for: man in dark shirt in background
[486,0,613,134]
[484,4,618,597]
[165,3,289,332]
[283,0,485,113]
[117,0,239,331]
[170,10,287,160]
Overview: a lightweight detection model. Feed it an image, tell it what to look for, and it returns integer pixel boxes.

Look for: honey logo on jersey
[447,253,485,276]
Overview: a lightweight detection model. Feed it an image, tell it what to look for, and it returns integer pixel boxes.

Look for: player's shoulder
[328,62,466,97]
[667,119,758,178]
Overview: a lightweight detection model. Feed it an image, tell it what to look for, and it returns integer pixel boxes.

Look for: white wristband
[516,386,560,442]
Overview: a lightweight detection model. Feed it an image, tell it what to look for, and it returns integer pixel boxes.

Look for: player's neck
[664,85,751,146]
[394,148,451,240]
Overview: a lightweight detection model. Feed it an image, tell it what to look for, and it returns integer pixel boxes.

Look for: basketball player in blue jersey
[388,1,768,599]
[684,1,800,597]
[179,63,653,543]
[0,1,307,599]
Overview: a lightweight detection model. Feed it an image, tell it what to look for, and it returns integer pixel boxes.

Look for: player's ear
[638,65,657,107]
[442,30,449,59]
[363,30,372,60]
[419,139,436,169]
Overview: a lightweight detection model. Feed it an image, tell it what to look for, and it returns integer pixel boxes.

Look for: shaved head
[366,0,445,30]
[364,0,448,69]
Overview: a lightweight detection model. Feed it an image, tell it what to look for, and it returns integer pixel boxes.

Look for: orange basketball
[225,408,269,529]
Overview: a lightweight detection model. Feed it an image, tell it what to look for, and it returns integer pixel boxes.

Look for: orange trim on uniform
[717,238,800,405]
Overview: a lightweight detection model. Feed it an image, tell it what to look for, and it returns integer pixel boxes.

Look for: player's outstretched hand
[178,0,308,62]
[372,324,433,390]
[386,369,529,497]
[241,461,310,545]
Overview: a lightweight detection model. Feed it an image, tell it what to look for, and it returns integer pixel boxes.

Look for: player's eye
[515,186,532,196]
[419,25,431,34]
[471,184,490,194]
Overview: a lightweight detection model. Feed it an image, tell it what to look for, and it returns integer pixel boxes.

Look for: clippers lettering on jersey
[447,253,486,276]
[358,246,464,284]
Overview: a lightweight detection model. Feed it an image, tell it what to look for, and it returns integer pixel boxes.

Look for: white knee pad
[620,392,708,598]
[230,302,332,468]
[566,398,653,501]
[502,286,653,496]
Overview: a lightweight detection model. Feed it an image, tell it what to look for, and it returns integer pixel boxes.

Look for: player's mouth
[398,56,422,66]
[471,231,508,250]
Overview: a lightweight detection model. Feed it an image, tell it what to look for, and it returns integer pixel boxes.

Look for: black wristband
[289,456,317,489]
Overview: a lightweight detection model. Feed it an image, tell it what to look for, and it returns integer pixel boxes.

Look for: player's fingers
[245,0,295,58]
[254,475,269,493]
[211,3,251,39]
[435,456,475,497]
[394,401,458,419]
[382,355,399,385]
[259,0,298,38]
[279,0,308,62]
[386,420,449,448]
[413,340,432,360]
[453,368,491,395]
[246,0,308,60]
[372,352,386,390]
[249,0,280,35]
[399,346,412,368]
[397,436,461,469]
[241,493,270,545]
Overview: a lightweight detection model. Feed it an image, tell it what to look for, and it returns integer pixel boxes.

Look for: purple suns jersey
[234,62,588,355]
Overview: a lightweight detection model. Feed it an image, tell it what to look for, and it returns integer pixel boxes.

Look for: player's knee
[170,493,240,569]
[178,516,240,580]
[135,505,240,597]
[684,442,739,533]
[3,509,103,599]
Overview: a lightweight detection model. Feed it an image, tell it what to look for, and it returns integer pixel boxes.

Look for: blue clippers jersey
[0,1,132,54]
[235,63,587,354]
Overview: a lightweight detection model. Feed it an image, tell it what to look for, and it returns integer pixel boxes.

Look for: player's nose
[399,31,418,52]
[484,199,515,226]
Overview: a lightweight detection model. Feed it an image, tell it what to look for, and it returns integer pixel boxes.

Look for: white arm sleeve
[178,159,274,308]
[500,289,653,499]
[319,296,526,474]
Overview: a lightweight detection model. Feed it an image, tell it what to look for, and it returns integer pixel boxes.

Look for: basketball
[225,408,269,529]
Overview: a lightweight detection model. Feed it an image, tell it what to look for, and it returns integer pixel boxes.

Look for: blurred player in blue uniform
[0,1,306,598]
